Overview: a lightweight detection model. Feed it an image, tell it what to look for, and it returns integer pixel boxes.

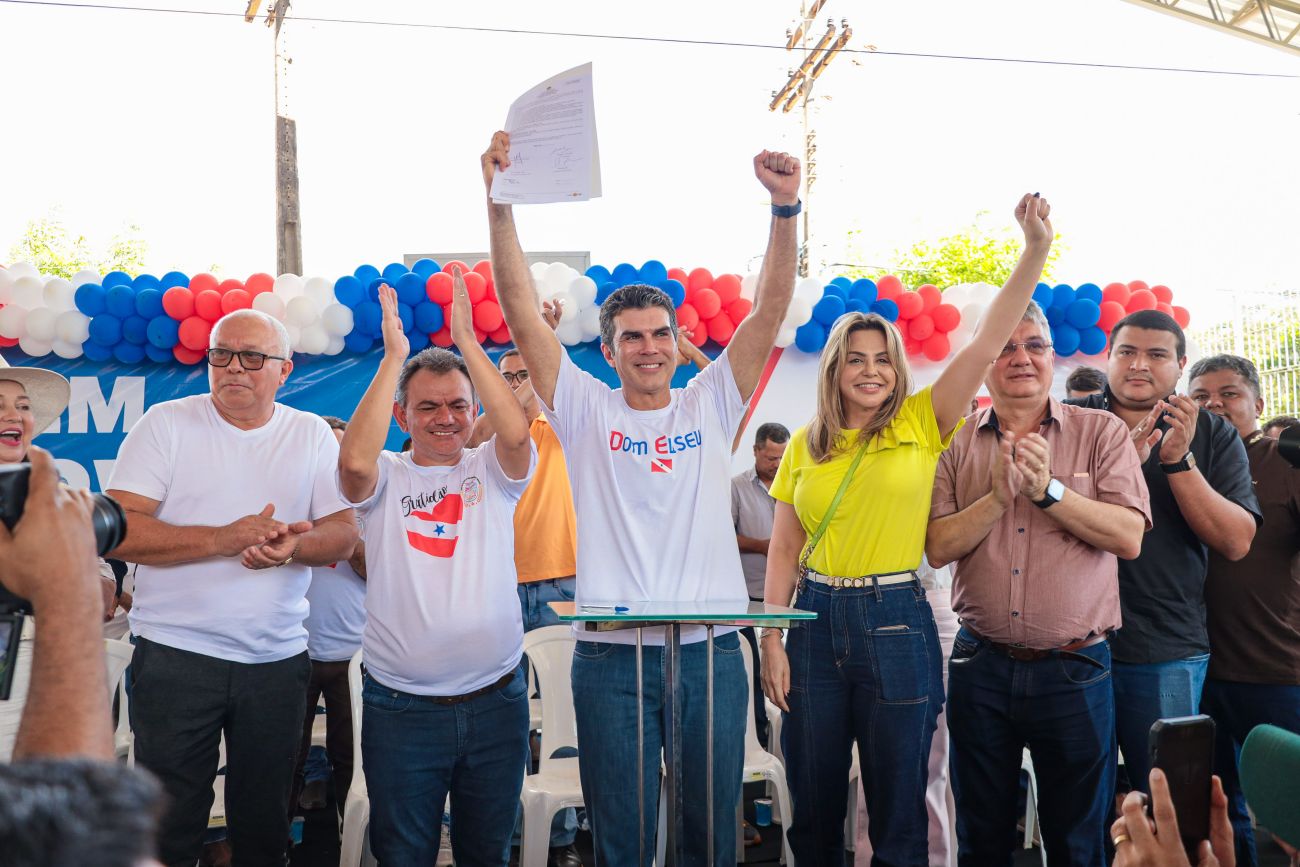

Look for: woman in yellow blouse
[762,193,1055,865]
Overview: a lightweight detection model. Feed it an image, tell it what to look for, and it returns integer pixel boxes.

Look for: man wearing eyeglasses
[107,309,359,867]
[926,302,1151,865]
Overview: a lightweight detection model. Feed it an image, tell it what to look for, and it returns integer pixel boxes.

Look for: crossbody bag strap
[798,438,870,575]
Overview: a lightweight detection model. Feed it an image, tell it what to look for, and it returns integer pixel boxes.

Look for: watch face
[1048,478,1065,500]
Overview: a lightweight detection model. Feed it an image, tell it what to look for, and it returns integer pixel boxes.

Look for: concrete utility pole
[769,0,852,277]
[245,0,302,275]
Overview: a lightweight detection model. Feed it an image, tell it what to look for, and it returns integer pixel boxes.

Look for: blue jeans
[1113,655,1209,793]
[514,578,579,849]
[572,630,746,867]
[784,578,943,867]
[1199,679,1300,867]
[947,628,1116,867]
[362,668,529,866]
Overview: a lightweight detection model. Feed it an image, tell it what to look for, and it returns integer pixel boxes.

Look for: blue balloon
[1065,299,1101,330]
[1032,282,1055,310]
[662,279,686,307]
[395,272,426,307]
[343,331,374,354]
[160,271,190,289]
[135,288,165,319]
[132,273,161,292]
[88,314,123,346]
[74,283,106,317]
[113,342,146,364]
[414,301,444,334]
[1051,284,1075,310]
[397,303,414,334]
[382,262,409,284]
[122,315,149,345]
[612,263,640,287]
[871,299,899,322]
[411,258,441,279]
[822,283,848,300]
[102,271,132,289]
[1045,305,1064,327]
[813,295,846,326]
[1053,323,1081,356]
[794,321,828,353]
[367,277,389,302]
[585,265,612,285]
[354,264,381,287]
[334,275,365,308]
[850,279,877,305]
[145,343,174,363]
[639,260,668,286]
[830,276,853,291]
[1075,283,1103,304]
[408,330,430,353]
[147,315,180,349]
[845,299,868,313]
[82,340,113,362]
[105,284,136,319]
[596,281,618,303]
[354,301,383,337]
[1078,326,1108,356]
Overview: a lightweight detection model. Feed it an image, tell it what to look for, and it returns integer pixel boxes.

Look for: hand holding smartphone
[1149,715,1216,862]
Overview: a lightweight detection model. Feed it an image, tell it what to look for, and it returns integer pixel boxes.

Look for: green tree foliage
[8,212,148,279]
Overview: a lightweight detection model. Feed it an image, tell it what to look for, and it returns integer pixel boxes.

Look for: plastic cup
[754,797,773,827]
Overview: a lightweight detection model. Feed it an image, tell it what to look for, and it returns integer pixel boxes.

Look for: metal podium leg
[664,623,683,864]
[636,628,645,866]
[706,623,715,867]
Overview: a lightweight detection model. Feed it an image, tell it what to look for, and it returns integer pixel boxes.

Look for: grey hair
[1188,353,1262,398]
[211,309,291,357]
[396,347,472,407]
[1022,301,1052,341]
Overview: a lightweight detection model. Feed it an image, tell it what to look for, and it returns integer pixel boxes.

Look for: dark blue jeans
[571,630,747,867]
[947,627,1116,867]
[1112,654,1208,794]
[362,668,529,866]
[783,578,943,867]
[1200,679,1300,867]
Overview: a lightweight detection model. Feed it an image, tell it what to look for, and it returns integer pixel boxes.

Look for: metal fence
[1192,289,1300,419]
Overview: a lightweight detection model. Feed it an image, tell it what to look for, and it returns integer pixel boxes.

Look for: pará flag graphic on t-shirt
[407,493,465,558]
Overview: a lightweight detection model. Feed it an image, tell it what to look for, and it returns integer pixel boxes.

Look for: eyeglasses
[998,340,1053,359]
[206,348,287,370]
[502,370,531,385]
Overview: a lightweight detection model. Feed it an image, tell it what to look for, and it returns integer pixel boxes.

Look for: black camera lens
[91,493,128,556]
[0,464,128,556]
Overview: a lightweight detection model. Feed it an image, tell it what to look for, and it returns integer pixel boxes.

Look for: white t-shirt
[305,558,366,663]
[347,443,534,695]
[109,395,350,664]
[540,350,750,645]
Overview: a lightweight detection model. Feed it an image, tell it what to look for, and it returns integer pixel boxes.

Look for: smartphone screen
[0,613,21,702]
[1149,715,1215,860]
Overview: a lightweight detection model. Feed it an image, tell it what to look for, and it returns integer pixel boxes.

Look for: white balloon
[273,273,304,299]
[529,262,549,284]
[56,310,91,344]
[285,295,320,328]
[303,276,333,304]
[543,263,573,294]
[775,326,797,348]
[51,339,84,359]
[252,291,286,321]
[569,276,598,308]
[13,275,44,309]
[0,271,13,304]
[6,262,38,280]
[551,290,578,323]
[795,277,823,302]
[285,324,302,348]
[968,282,997,304]
[579,305,602,341]
[783,297,813,329]
[70,269,101,289]
[555,320,584,346]
[24,307,57,341]
[740,273,759,301]
[324,334,346,356]
[298,325,329,355]
[0,305,28,339]
[18,335,51,357]
[43,278,75,311]
[320,303,354,337]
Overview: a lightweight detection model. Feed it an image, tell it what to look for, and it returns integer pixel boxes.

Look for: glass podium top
[548,600,816,630]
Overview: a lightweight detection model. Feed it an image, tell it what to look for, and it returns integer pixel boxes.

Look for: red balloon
[876,274,904,300]
[173,345,206,365]
[712,274,742,305]
[667,267,690,287]
[431,326,453,347]
[707,312,736,345]
[162,287,195,320]
[1156,302,1174,317]
[474,326,487,344]
[442,260,470,279]
[1171,306,1191,328]
[485,280,498,301]
[220,289,252,314]
[931,303,961,333]
[896,292,924,320]
[688,326,708,347]
[1102,282,1131,306]
[472,300,504,332]
[489,324,511,344]
[1151,284,1173,304]
[0,335,20,348]
[217,278,245,296]
[246,273,274,295]
[472,260,493,282]
[1098,301,1127,332]
[189,273,219,294]
[426,272,454,305]
[909,313,935,341]
[922,333,951,362]
[676,303,701,332]
[1126,290,1157,313]
[462,272,488,304]
[194,289,224,322]
[693,288,722,319]
[177,316,212,351]
[917,284,942,312]
[726,298,753,322]
[1127,280,1150,295]
[687,268,714,293]
[904,337,923,356]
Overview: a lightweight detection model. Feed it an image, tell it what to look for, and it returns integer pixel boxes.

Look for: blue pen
[581,605,630,613]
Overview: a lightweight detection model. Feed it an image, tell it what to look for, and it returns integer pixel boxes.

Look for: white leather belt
[801,568,918,589]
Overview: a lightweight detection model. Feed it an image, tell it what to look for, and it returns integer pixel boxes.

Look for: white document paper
[490,62,602,205]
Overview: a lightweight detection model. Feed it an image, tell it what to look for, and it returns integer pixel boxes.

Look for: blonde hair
[806,313,913,462]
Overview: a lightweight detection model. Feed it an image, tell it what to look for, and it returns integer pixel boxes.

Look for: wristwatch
[771,200,802,218]
[1160,452,1197,474]
[1032,478,1066,509]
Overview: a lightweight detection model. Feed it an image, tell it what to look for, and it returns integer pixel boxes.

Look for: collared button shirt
[1067,389,1262,664]
[731,466,776,599]
[931,398,1152,650]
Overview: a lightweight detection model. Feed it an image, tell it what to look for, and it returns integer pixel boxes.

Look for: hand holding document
[489,62,602,205]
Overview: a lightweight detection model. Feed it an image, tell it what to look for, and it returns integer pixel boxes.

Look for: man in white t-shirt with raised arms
[482,130,801,865]
[107,309,359,867]
[338,274,535,865]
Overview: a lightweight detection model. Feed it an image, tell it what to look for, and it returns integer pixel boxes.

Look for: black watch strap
[771,200,802,218]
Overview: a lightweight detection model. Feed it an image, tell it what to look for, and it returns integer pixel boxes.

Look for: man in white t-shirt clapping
[482,131,801,864]
[107,309,359,867]
[338,274,535,865]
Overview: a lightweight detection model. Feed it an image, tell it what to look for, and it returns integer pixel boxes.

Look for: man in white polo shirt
[107,309,359,867]
[482,130,800,864]
[338,273,534,865]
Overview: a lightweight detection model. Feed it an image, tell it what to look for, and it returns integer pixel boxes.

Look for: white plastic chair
[1021,748,1047,866]
[738,637,796,865]
[339,649,377,867]
[518,626,582,867]
[104,639,134,759]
